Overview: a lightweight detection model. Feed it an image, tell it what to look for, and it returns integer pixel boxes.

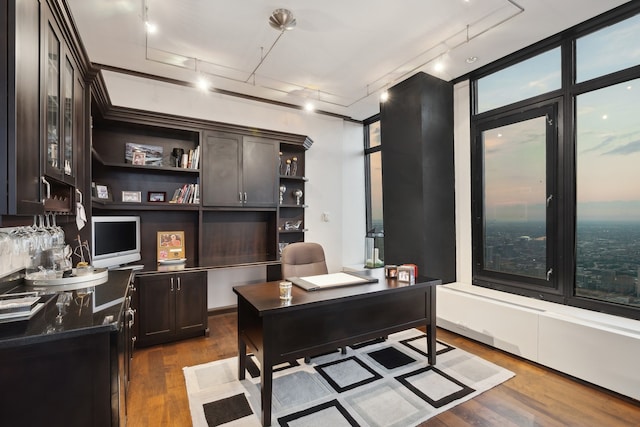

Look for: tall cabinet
[1,0,87,218]
[380,72,456,283]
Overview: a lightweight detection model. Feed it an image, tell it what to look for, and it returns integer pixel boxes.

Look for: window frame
[364,114,382,236]
[472,102,561,299]
[469,2,640,320]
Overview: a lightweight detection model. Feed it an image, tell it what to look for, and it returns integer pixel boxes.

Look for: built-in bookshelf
[90,109,311,272]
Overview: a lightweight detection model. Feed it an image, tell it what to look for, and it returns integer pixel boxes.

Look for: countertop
[0,269,133,349]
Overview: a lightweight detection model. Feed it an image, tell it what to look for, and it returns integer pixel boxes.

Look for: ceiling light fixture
[196,76,210,91]
[245,9,297,84]
[142,0,157,34]
[304,102,315,112]
[380,91,389,102]
[268,9,297,31]
[144,21,157,34]
[466,56,478,64]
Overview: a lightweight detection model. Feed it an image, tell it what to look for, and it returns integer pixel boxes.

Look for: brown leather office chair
[281,242,328,279]
[280,242,346,360]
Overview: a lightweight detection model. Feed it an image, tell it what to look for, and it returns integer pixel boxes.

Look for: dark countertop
[0,269,133,349]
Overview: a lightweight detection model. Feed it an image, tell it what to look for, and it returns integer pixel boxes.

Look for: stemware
[49,213,65,247]
[0,231,11,273]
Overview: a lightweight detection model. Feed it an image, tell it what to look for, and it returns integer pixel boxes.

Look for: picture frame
[148,191,166,202]
[125,142,163,166]
[157,231,186,262]
[122,190,142,203]
[397,265,416,284]
[93,183,112,201]
[132,151,146,165]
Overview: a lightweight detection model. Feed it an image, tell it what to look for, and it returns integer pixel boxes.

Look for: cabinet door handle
[170,277,174,291]
[244,192,247,202]
[127,308,136,328]
[41,176,51,204]
[177,277,181,291]
[239,192,243,202]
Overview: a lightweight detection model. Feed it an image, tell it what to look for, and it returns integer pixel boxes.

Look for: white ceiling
[67,0,630,121]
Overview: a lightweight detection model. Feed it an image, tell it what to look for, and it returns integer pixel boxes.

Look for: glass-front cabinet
[44,18,76,184]
[39,6,83,214]
[45,22,60,175]
[62,57,74,177]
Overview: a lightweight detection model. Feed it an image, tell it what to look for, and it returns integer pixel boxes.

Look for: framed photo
[397,265,416,284]
[157,231,186,261]
[122,191,142,203]
[132,151,146,165]
[125,142,163,166]
[148,191,166,202]
[93,183,112,201]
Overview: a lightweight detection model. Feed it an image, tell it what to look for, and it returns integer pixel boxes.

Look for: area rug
[183,329,514,426]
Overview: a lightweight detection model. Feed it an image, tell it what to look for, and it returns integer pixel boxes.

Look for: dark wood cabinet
[201,131,242,207]
[43,7,82,187]
[2,0,43,215]
[380,72,456,284]
[0,270,133,427]
[136,270,207,347]
[1,0,86,217]
[202,132,279,207]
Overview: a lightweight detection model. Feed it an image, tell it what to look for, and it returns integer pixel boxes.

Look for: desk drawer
[270,289,428,357]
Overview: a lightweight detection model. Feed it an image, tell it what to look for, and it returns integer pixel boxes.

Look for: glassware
[0,231,11,273]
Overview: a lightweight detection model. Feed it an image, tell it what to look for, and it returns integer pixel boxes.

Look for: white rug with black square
[183,329,514,426]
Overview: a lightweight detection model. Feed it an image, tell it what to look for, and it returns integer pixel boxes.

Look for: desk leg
[427,285,437,365]
[426,321,436,365]
[260,358,273,426]
[238,335,247,380]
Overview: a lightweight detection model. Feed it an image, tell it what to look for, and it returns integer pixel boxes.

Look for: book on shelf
[186,146,200,169]
[170,183,199,204]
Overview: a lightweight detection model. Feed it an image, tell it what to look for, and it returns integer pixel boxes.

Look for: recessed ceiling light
[304,102,315,112]
[380,91,389,102]
[466,56,478,64]
[197,77,210,91]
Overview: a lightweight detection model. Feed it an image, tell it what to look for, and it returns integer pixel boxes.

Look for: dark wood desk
[233,269,440,426]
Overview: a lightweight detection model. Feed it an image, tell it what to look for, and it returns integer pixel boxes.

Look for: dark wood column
[380,72,456,283]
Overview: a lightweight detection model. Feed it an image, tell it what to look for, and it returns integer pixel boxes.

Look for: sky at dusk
[481,14,639,223]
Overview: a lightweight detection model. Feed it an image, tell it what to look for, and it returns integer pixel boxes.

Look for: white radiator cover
[437,283,640,401]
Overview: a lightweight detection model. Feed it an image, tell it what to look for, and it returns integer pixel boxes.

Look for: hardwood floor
[126,312,640,426]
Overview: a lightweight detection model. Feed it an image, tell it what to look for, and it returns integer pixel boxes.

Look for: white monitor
[91,216,141,269]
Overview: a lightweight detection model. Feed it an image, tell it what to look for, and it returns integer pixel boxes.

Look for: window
[575,79,640,308]
[477,47,561,113]
[471,4,640,319]
[576,13,640,83]
[364,117,383,236]
[478,109,554,285]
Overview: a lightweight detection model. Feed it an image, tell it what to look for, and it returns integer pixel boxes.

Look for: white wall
[100,71,366,305]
